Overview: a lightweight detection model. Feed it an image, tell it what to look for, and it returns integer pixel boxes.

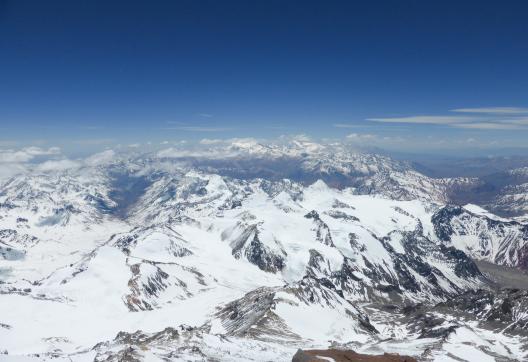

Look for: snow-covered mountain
[433,204,528,269]
[155,139,469,204]
[484,167,528,218]
[446,166,528,218]
[1,145,528,361]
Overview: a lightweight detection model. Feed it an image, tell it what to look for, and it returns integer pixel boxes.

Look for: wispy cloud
[451,107,528,115]
[366,116,477,124]
[366,107,528,130]
[346,133,378,140]
[196,113,213,118]
[498,117,528,125]
[85,150,116,166]
[333,123,362,128]
[199,138,224,144]
[0,146,60,163]
[451,122,523,130]
[36,159,80,172]
[346,133,406,144]
[71,138,115,145]
[164,126,232,132]
[0,146,62,180]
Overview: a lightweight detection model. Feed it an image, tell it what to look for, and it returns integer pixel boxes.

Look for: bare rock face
[0,229,39,260]
[305,210,335,247]
[92,326,203,362]
[212,280,378,342]
[436,288,528,334]
[292,349,417,362]
[223,223,286,273]
[432,205,528,269]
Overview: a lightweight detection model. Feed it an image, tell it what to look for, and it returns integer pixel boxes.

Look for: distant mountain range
[1,140,528,361]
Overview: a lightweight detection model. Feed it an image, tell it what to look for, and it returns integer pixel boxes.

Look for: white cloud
[156,138,261,159]
[0,146,61,181]
[289,134,313,142]
[451,107,528,115]
[367,107,528,130]
[345,133,405,145]
[367,116,476,124]
[85,150,116,166]
[452,122,523,130]
[0,163,28,181]
[0,147,60,163]
[346,133,377,140]
[164,126,232,132]
[157,147,180,158]
[29,146,61,155]
[157,147,237,159]
[333,123,361,128]
[0,151,32,163]
[199,138,224,145]
[36,159,81,172]
[498,117,528,125]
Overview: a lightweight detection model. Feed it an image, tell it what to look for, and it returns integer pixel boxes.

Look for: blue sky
[1,0,528,154]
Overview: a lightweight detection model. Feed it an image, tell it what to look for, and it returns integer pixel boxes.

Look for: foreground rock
[292,349,417,362]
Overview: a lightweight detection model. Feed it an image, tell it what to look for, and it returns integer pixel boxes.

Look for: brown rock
[292,349,418,362]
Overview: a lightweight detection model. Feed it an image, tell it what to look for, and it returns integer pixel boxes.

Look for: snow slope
[0,151,527,361]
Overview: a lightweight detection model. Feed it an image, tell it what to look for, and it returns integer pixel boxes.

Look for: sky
[1,0,528,155]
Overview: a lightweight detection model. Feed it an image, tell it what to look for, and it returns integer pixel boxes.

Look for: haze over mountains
[1,139,528,361]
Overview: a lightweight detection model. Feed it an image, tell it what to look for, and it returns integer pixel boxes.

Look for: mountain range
[1,140,528,361]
